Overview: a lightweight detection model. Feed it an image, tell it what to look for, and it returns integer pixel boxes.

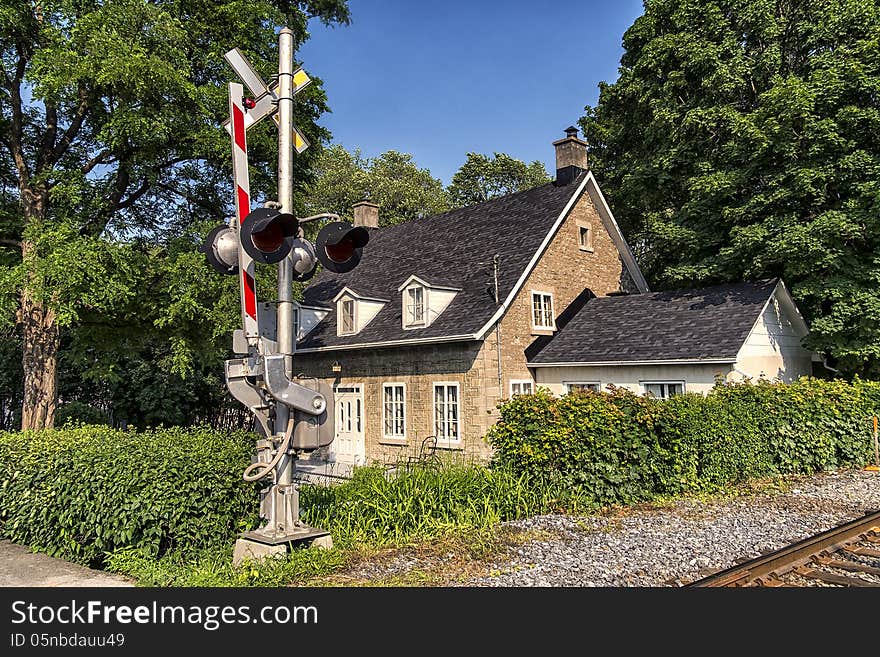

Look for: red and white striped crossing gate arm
[228,82,260,340]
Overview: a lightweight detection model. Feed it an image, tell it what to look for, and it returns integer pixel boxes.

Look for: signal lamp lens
[243,97,256,109]
[324,238,355,263]
[251,223,285,252]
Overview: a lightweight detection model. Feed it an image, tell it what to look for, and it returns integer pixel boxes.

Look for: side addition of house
[527,278,819,397]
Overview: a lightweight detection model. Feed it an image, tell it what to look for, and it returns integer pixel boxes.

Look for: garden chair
[405,435,440,471]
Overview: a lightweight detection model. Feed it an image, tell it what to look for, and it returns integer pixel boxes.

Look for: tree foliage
[447,152,550,207]
[0,0,351,427]
[580,0,880,376]
[302,144,448,226]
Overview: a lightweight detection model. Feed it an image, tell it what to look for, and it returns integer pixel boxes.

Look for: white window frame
[338,297,357,336]
[565,381,601,394]
[433,382,461,444]
[641,381,686,399]
[531,290,555,331]
[382,383,407,441]
[509,379,534,396]
[404,285,427,329]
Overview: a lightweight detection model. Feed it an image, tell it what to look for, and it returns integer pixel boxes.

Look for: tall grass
[299,462,591,548]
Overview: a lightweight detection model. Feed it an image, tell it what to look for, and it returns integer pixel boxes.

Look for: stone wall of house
[490,185,631,424]
[292,183,637,466]
[290,341,497,466]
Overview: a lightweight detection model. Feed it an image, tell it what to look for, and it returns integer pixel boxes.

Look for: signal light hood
[240,207,299,264]
[315,221,370,273]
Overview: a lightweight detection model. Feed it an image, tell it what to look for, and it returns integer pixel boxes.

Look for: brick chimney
[553,126,588,186]
[352,200,379,228]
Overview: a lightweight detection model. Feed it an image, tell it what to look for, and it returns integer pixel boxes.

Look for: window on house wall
[566,382,601,393]
[405,286,425,327]
[340,298,356,335]
[642,381,685,399]
[510,380,534,396]
[531,292,555,330]
[433,383,460,442]
[578,224,593,252]
[383,384,406,440]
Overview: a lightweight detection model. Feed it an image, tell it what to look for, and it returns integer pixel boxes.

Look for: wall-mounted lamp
[331,361,342,374]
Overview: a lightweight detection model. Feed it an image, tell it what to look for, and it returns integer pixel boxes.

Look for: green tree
[580,0,880,376]
[447,152,551,207]
[0,0,350,428]
[303,144,448,226]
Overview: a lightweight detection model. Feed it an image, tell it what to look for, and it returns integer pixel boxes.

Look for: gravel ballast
[465,468,880,587]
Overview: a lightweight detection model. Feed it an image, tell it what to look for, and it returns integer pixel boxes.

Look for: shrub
[0,425,260,567]
[487,377,879,507]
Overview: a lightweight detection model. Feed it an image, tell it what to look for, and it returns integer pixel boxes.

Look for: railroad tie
[794,565,880,587]
[813,556,880,577]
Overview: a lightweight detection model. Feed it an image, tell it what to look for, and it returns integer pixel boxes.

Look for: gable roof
[528,279,788,366]
[296,170,648,352]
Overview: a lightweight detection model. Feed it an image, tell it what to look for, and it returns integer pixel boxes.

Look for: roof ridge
[363,172,587,234]
[612,278,779,299]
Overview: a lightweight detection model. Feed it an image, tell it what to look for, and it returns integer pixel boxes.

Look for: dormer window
[292,302,330,341]
[398,275,460,331]
[405,286,425,327]
[340,298,356,335]
[333,287,388,337]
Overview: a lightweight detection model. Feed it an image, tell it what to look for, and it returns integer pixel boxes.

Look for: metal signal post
[202,28,370,562]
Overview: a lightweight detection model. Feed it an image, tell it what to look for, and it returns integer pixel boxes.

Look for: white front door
[331,385,365,465]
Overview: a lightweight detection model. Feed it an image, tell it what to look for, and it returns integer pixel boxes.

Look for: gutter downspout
[493,254,502,396]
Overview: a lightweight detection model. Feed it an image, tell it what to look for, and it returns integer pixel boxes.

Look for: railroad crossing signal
[200,31,375,556]
[222,48,312,153]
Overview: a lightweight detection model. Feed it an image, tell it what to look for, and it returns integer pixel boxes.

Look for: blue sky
[298,0,645,185]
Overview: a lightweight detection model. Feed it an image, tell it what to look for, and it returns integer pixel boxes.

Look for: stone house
[291,128,815,470]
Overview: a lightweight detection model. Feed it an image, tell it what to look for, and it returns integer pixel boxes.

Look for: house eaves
[332,286,390,304]
[294,333,478,353]
[527,358,738,367]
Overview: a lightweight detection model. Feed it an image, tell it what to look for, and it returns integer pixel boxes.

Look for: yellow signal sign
[292,68,311,93]
[271,113,310,154]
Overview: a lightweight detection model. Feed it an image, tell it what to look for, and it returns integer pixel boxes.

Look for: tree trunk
[20,286,59,430]
[18,184,59,431]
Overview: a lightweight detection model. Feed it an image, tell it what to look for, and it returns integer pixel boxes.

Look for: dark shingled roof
[528,279,779,364]
[297,173,587,350]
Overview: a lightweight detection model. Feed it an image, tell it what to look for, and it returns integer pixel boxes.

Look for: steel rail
[687,509,880,587]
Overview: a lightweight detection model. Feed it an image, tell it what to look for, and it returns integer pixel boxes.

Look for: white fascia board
[331,286,389,304]
[474,171,649,342]
[474,174,593,340]
[527,358,737,367]
[734,279,811,363]
[397,275,431,292]
[295,301,331,311]
[773,279,810,335]
[584,174,649,294]
[397,274,461,293]
[295,333,478,353]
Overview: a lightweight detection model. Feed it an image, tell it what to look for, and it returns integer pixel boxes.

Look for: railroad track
[686,509,880,587]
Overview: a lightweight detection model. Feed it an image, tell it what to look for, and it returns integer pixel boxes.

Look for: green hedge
[0,425,260,567]
[486,377,879,506]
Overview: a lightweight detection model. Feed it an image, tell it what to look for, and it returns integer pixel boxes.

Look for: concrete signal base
[232,528,333,567]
